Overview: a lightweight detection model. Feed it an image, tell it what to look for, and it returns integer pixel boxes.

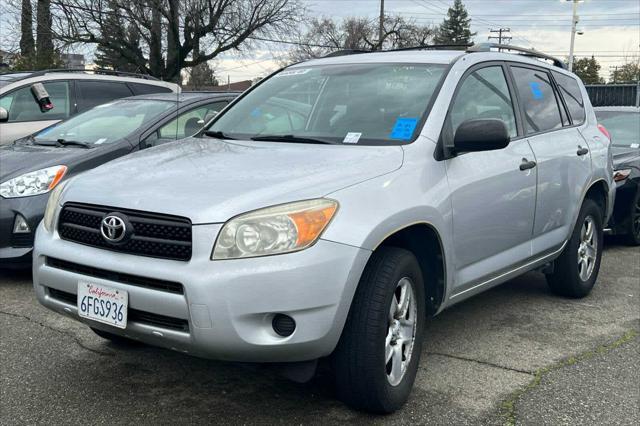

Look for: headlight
[0,165,67,198]
[212,199,338,260]
[42,179,70,232]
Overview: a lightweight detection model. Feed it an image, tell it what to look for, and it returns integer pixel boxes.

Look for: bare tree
[288,15,435,62]
[51,0,303,81]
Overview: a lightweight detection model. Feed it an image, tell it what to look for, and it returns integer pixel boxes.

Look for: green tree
[573,56,604,84]
[185,62,219,89]
[434,0,476,46]
[94,3,144,73]
[611,61,640,83]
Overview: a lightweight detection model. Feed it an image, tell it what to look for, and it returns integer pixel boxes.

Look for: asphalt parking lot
[1,240,638,425]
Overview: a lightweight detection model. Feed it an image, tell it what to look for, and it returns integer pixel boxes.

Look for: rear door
[444,63,537,291]
[509,65,591,254]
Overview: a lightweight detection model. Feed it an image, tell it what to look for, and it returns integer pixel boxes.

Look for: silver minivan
[32,45,614,413]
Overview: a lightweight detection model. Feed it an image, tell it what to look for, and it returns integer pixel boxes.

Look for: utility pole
[378,0,384,50]
[567,0,581,72]
[488,28,512,45]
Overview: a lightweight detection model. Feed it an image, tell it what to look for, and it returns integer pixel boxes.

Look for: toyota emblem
[100,215,127,243]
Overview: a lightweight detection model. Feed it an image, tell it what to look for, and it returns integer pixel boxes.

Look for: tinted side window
[511,67,563,134]
[76,81,133,112]
[449,66,517,138]
[2,81,70,122]
[553,71,586,125]
[144,100,229,147]
[130,83,173,95]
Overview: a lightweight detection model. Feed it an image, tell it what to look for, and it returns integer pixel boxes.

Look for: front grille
[46,257,184,294]
[58,203,192,261]
[47,288,189,332]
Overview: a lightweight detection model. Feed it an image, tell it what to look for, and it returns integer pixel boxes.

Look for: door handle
[577,146,589,156]
[519,158,537,171]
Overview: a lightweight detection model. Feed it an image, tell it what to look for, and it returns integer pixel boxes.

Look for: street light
[566,0,584,72]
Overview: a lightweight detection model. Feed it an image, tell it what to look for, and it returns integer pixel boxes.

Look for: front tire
[332,247,425,413]
[546,198,603,298]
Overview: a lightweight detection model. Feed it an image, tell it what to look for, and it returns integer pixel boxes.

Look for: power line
[488,28,512,44]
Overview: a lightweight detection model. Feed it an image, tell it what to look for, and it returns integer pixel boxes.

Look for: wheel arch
[374,222,447,315]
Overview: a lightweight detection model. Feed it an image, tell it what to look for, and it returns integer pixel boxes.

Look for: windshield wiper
[250,135,333,145]
[56,138,91,149]
[204,130,235,140]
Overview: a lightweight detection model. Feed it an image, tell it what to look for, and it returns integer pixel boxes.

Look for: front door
[444,64,537,292]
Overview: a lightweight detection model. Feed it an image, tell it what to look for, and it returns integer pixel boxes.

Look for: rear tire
[546,198,603,298]
[332,246,425,413]
[91,327,140,346]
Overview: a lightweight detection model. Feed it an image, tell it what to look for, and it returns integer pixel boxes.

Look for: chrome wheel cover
[385,277,417,386]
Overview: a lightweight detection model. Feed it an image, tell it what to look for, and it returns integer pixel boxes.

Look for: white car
[0,69,179,144]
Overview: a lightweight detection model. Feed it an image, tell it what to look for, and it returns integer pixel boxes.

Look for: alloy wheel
[385,277,417,386]
[577,215,598,281]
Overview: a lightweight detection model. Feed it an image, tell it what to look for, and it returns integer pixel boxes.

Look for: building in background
[61,53,86,69]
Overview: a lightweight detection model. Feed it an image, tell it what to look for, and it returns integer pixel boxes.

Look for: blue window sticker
[250,107,262,118]
[390,117,419,141]
[529,82,544,100]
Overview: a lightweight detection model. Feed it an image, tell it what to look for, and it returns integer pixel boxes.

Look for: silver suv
[33,45,614,413]
[0,69,179,144]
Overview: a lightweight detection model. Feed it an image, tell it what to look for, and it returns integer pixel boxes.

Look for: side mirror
[0,106,7,122]
[453,119,510,153]
[30,83,54,112]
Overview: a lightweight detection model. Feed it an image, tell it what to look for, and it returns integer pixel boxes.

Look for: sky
[213,0,639,82]
[1,0,638,82]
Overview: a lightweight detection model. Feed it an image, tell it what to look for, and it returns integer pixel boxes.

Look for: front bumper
[33,222,370,362]
[0,193,48,265]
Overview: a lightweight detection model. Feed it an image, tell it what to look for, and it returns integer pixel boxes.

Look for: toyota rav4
[32,44,614,413]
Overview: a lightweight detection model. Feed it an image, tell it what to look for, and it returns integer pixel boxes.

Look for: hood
[612,146,640,169]
[0,141,96,181]
[62,137,404,224]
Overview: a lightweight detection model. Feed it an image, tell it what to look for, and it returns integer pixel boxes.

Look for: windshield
[33,99,175,145]
[206,63,447,145]
[595,110,640,148]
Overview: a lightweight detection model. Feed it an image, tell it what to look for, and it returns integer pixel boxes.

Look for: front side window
[207,63,447,145]
[76,81,133,112]
[448,66,517,139]
[511,67,563,134]
[143,101,228,147]
[553,71,586,125]
[32,99,174,146]
[1,81,70,122]
[595,110,640,148]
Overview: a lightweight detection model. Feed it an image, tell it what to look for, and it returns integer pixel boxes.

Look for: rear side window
[130,83,173,95]
[553,72,586,125]
[511,67,563,134]
[76,81,133,112]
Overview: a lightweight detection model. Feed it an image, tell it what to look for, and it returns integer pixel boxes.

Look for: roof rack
[388,43,473,52]
[0,68,160,81]
[468,43,567,69]
[323,49,370,58]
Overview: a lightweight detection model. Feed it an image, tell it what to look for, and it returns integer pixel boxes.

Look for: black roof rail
[468,43,567,69]
[323,49,370,58]
[0,68,161,81]
[388,43,472,52]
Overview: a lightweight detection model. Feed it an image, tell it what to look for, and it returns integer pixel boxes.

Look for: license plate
[77,281,128,329]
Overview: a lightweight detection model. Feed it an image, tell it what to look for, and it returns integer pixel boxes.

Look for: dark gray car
[0,92,238,266]
[595,106,640,245]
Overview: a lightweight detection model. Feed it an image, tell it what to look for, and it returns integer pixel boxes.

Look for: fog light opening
[13,214,31,233]
[272,314,296,337]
